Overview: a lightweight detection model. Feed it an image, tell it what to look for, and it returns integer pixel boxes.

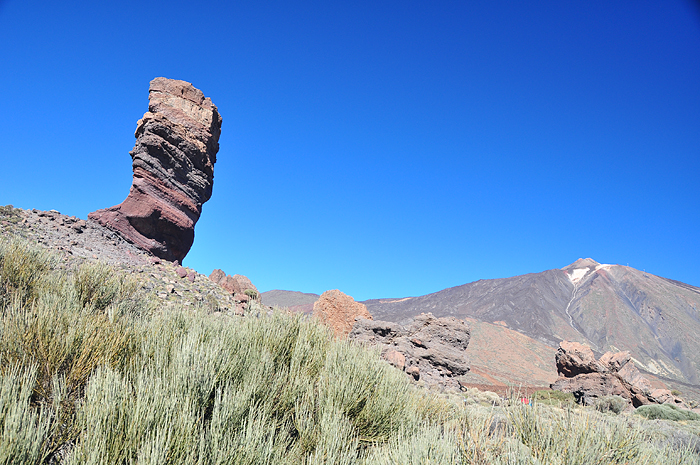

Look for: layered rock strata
[89,78,222,262]
[349,313,471,391]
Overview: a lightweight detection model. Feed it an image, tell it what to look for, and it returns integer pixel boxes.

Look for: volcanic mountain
[264,260,700,395]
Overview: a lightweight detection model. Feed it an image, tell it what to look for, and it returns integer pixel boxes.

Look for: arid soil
[1,205,239,314]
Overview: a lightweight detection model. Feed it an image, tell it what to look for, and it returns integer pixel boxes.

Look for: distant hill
[364,259,700,393]
[262,290,320,314]
[263,260,700,400]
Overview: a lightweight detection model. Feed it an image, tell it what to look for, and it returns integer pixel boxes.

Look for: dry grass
[1,238,699,464]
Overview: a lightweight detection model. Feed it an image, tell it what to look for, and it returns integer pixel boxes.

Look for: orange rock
[384,350,406,370]
[312,289,372,337]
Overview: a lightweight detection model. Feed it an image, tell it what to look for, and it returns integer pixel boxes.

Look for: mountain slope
[563,260,700,384]
[364,259,700,388]
[262,289,319,314]
[460,318,558,387]
[261,290,559,387]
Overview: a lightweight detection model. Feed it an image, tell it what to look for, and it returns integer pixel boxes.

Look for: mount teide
[264,259,700,392]
[363,259,700,388]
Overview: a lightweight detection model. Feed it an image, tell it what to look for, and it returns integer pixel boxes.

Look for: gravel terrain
[1,205,242,315]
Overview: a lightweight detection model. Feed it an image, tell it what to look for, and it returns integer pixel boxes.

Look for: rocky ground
[6,203,698,410]
[552,341,699,412]
[0,205,243,315]
[2,205,475,394]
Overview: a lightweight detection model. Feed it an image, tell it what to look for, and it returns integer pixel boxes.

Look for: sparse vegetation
[595,395,629,415]
[0,204,22,224]
[635,404,700,422]
[462,387,502,406]
[532,389,577,408]
[1,238,699,463]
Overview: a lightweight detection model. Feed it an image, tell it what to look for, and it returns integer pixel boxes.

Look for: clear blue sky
[1,1,699,300]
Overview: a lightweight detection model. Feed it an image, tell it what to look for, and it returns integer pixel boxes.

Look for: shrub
[634,404,700,422]
[531,389,576,407]
[463,387,502,406]
[0,238,56,307]
[507,401,657,464]
[73,261,146,318]
[0,365,51,463]
[1,239,699,464]
[595,395,629,414]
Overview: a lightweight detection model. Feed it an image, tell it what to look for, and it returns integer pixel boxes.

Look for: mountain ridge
[262,259,700,399]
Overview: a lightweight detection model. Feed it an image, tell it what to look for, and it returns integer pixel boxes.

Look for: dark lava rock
[349,312,470,391]
[552,341,690,409]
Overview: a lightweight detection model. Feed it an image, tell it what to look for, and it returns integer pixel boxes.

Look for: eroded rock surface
[555,341,604,377]
[551,341,689,409]
[89,78,222,262]
[313,289,373,337]
[209,269,260,314]
[349,313,470,391]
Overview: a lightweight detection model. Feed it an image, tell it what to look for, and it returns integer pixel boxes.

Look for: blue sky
[1,1,699,300]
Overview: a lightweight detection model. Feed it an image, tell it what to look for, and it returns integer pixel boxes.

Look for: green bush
[635,404,700,422]
[595,395,629,414]
[506,401,651,464]
[0,238,56,307]
[462,387,502,406]
[0,366,51,464]
[1,238,699,464]
[532,389,576,407]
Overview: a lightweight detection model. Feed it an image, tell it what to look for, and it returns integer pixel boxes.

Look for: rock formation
[349,313,471,391]
[313,289,373,337]
[362,258,700,393]
[89,78,222,262]
[554,341,605,377]
[209,269,259,314]
[551,341,689,408]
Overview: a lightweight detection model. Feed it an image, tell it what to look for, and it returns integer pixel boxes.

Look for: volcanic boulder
[555,341,605,377]
[349,313,471,391]
[551,341,689,408]
[89,78,222,262]
[209,269,259,314]
[313,289,373,337]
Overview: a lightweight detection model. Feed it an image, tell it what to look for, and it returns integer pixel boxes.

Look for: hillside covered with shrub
[1,238,699,464]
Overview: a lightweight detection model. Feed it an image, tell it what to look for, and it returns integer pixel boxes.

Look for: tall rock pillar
[89,77,222,262]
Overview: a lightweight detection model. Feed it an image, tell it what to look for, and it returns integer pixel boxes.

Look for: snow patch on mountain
[567,268,588,284]
[565,259,612,284]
